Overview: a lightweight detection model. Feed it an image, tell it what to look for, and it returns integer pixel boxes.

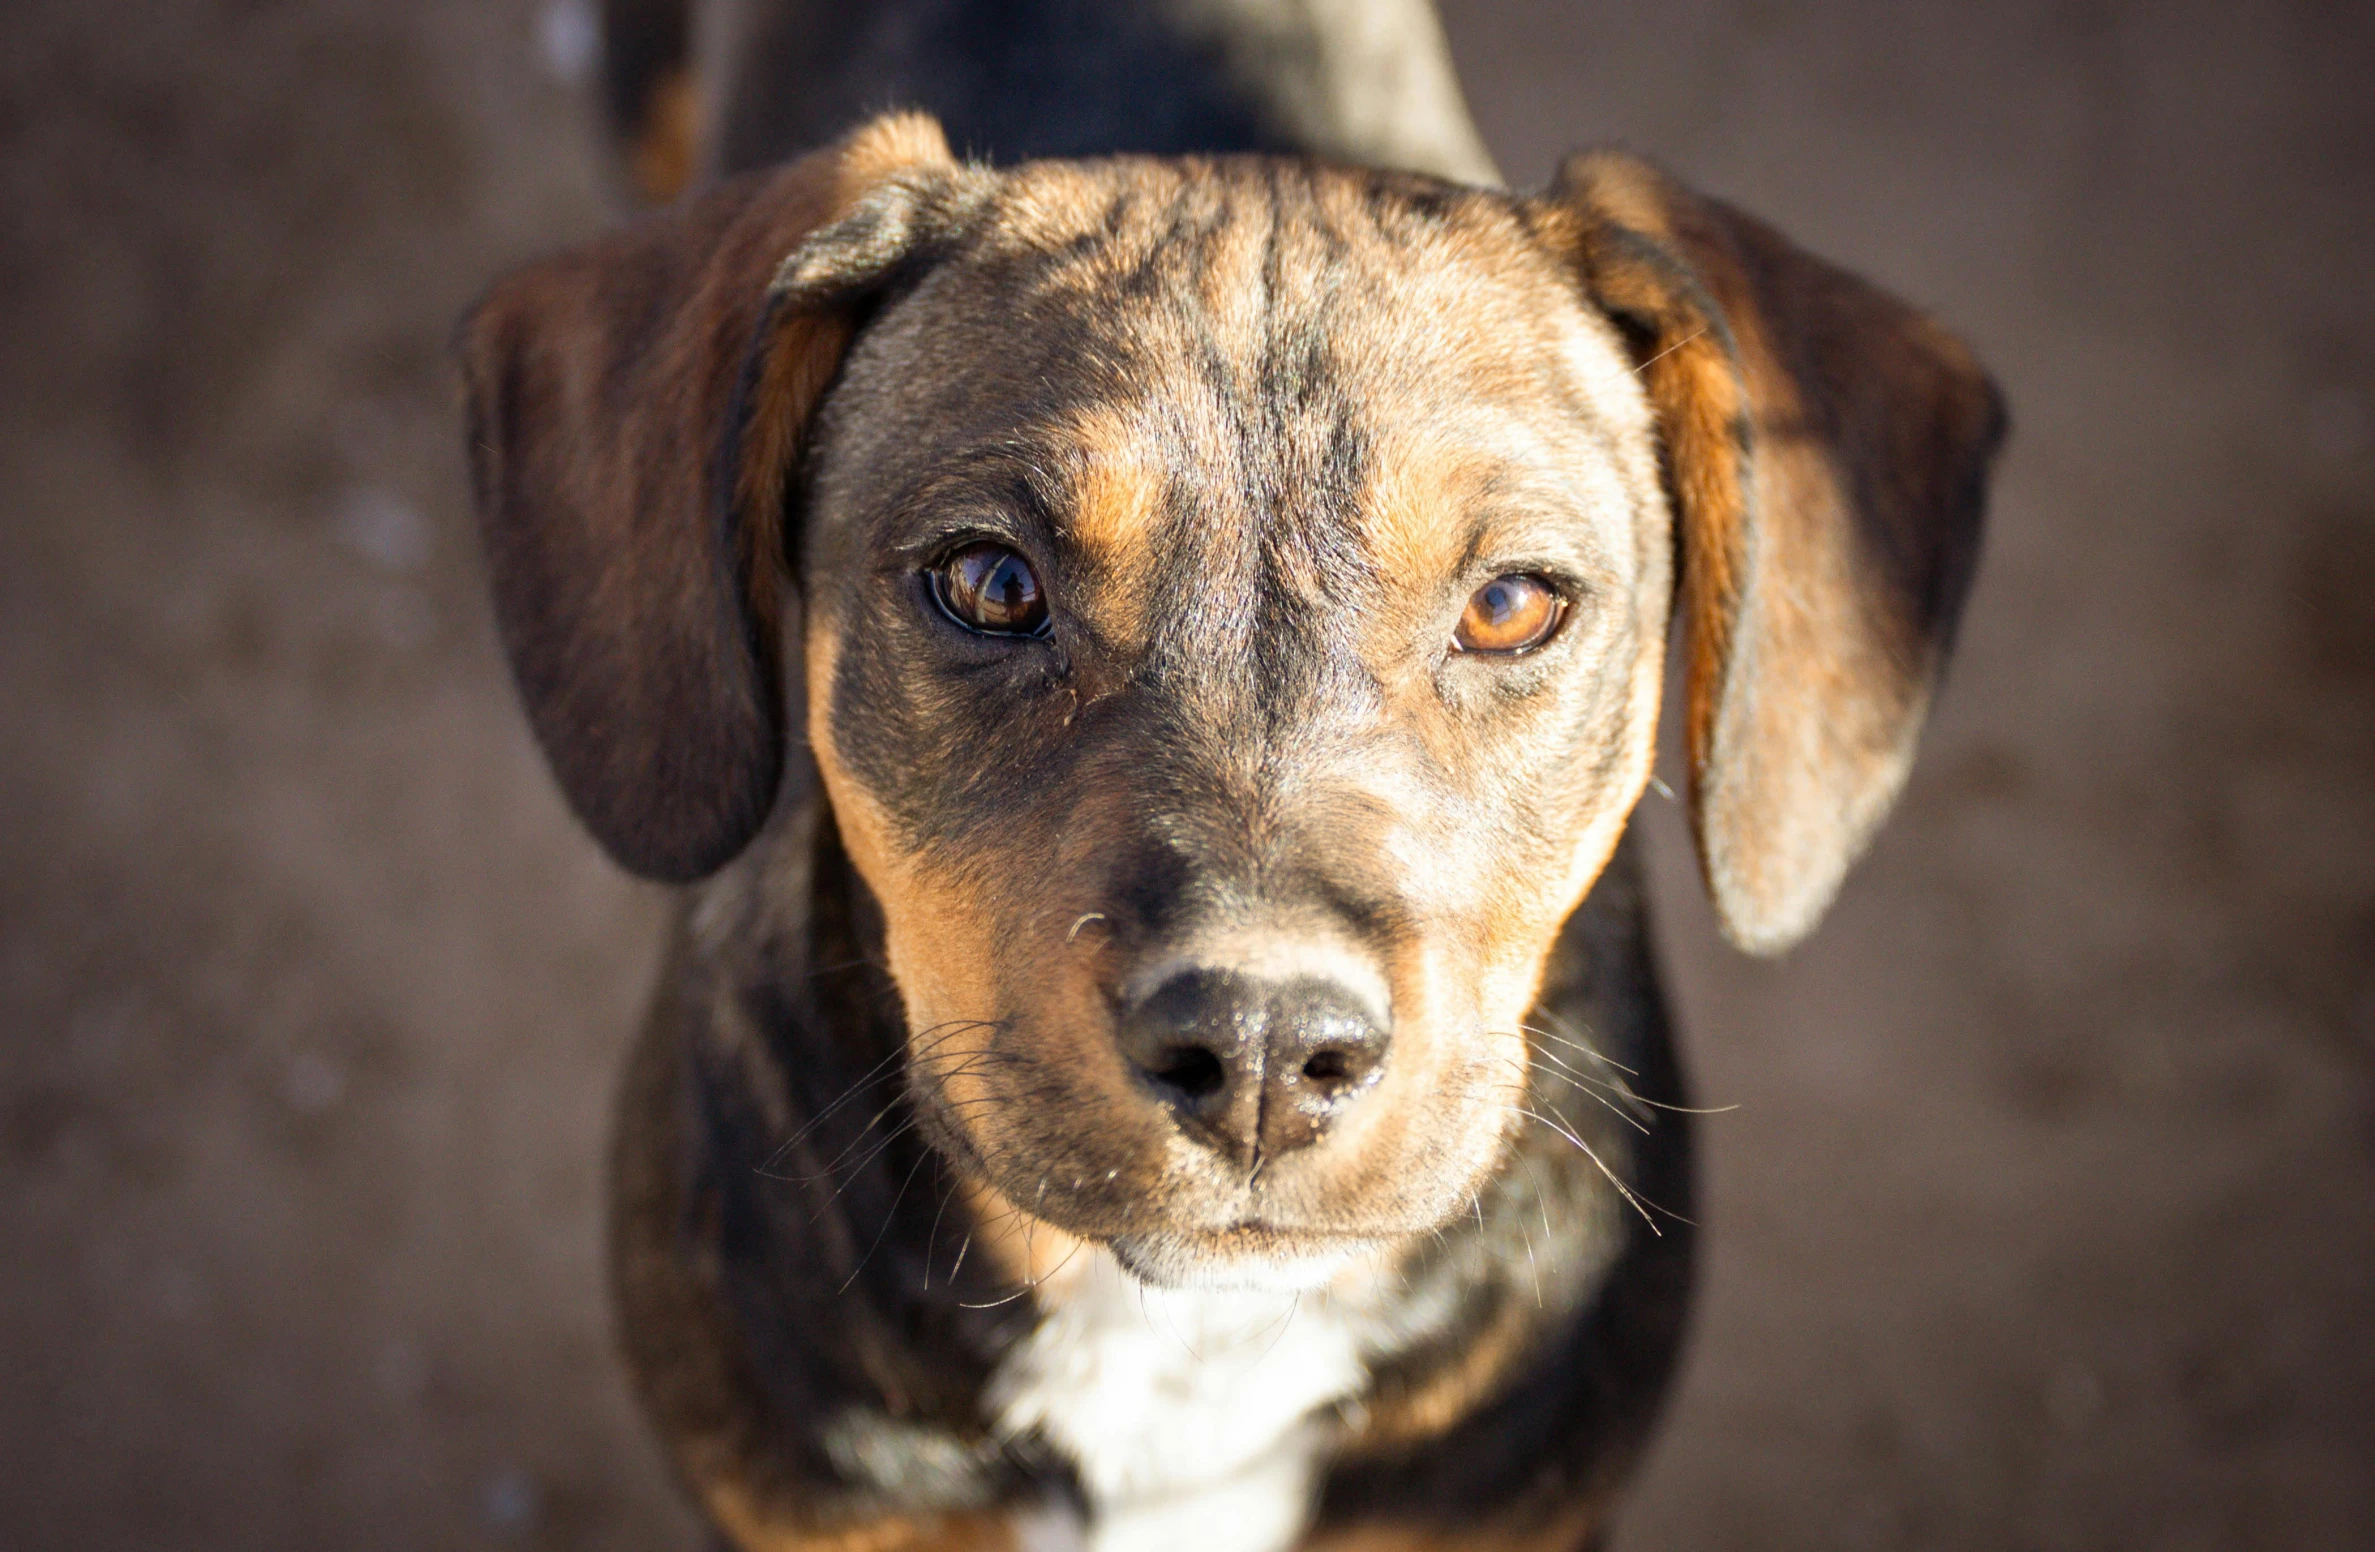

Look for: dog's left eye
[929,542,1050,637]
[1453,574,1565,655]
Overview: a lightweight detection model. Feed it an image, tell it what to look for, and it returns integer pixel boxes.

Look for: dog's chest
[990,1250,1369,1552]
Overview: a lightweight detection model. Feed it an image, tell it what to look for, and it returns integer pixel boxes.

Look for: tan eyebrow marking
[1360,433,1481,592]
[1046,404,1174,651]
[1058,405,1167,563]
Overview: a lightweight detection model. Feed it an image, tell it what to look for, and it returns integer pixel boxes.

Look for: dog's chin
[1105,1231,1384,1293]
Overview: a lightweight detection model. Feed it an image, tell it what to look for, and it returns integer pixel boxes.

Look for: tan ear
[459,113,976,881]
[1534,152,2006,954]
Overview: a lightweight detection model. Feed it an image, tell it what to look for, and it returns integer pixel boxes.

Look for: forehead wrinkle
[964,162,1622,719]
[986,165,1246,346]
[1167,174,1407,749]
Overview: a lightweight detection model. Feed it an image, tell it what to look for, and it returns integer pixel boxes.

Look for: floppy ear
[459,113,980,881]
[1533,151,2007,955]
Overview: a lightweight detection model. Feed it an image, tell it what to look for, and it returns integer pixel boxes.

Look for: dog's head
[461,114,2000,1289]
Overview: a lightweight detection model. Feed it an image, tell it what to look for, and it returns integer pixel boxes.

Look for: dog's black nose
[1117,967,1390,1167]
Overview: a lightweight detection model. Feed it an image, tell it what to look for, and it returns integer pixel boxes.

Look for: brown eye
[930,542,1049,637]
[1453,574,1565,654]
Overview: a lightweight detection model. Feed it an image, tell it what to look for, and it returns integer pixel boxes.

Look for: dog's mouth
[916,1087,1458,1293]
[902,990,1527,1294]
[1105,1225,1388,1292]
[947,1167,1405,1296]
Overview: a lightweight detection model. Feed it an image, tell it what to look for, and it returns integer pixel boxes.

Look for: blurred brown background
[3,2,2371,1548]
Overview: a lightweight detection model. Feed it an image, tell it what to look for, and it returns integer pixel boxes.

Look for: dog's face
[460,115,2000,1290]
[801,159,1668,1283]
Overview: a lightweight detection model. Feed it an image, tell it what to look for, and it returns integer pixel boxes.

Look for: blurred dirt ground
[2,2,2370,1548]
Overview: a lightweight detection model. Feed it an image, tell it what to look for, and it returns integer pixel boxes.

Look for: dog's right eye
[928,542,1050,637]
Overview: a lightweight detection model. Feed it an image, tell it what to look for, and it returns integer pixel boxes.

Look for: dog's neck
[701,0,1499,184]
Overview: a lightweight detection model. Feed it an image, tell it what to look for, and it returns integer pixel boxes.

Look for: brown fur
[782,155,1663,1269]
[463,104,1999,1552]
[1532,152,2006,951]
[456,114,972,881]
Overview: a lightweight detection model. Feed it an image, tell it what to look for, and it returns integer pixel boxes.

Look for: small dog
[459,3,2003,1548]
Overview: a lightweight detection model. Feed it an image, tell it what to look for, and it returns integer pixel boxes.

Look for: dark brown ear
[1534,151,2006,954]
[459,112,978,881]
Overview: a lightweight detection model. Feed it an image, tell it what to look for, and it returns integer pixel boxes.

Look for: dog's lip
[1106,1226,1388,1291]
[1092,1226,1377,1292]
[1116,1218,1383,1253]
[1091,1210,1411,1249]
[1209,1216,1377,1240]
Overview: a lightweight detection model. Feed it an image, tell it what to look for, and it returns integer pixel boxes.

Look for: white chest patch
[989,1248,1370,1552]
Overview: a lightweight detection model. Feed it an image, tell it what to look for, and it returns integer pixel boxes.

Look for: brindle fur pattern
[796,150,1673,1280]
[619,812,1687,1547]
[460,14,2002,1546]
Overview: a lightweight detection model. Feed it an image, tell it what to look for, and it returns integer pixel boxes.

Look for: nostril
[1148,1043,1227,1100]
[1301,1050,1350,1084]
